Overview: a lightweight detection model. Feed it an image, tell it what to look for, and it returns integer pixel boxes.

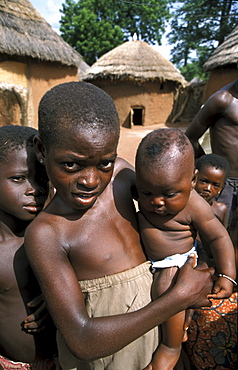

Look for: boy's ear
[34,135,46,164]
[191,169,198,190]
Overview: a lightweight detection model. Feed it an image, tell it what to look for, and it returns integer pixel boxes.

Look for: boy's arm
[192,194,236,298]
[25,219,214,362]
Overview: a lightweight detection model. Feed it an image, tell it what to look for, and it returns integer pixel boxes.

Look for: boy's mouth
[23,203,43,213]
[72,192,98,206]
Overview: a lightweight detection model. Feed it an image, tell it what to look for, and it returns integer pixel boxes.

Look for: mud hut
[0,0,84,128]
[84,40,186,127]
[204,25,238,99]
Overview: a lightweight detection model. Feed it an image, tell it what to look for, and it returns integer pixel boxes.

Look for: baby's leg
[146,267,185,370]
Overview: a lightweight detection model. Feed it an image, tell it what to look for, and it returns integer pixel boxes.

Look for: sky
[30,0,172,60]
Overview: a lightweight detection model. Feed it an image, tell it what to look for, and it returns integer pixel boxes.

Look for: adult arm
[25,221,214,362]
[185,91,233,158]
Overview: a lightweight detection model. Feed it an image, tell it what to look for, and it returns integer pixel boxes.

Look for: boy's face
[37,128,118,211]
[0,148,48,222]
[136,156,197,217]
[195,165,226,203]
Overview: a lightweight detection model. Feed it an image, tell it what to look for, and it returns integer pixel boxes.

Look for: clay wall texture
[91,79,176,127]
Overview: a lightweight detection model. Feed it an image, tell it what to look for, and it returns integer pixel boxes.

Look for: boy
[185,79,238,225]
[0,126,57,368]
[195,153,230,227]
[135,128,236,370]
[25,82,215,370]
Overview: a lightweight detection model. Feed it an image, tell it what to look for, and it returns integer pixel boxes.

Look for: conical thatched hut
[0,0,84,127]
[84,40,187,127]
[203,26,238,99]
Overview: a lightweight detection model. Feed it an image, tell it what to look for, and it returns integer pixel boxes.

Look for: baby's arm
[193,195,236,298]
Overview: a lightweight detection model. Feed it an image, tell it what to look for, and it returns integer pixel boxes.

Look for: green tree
[59,0,170,65]
[168,0,238,80]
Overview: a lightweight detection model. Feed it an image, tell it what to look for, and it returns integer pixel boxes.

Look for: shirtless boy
[25,82,214,370]
[135,128,236,370]
[0,126,57,369]
[185,79,238,224]
[195,153,230,227]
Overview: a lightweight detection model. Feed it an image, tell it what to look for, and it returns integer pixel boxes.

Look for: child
[0,125,57,369]
[24,82,215,370]
[195,153,230,227]
[135,128,236,370]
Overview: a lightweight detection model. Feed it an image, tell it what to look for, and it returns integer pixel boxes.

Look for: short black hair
[196,154,230,179]
[0,125,38,163]
[38,81,120,150]
[136,128,193,169]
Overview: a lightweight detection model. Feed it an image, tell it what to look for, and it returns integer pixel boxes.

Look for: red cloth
[185,292,237,369]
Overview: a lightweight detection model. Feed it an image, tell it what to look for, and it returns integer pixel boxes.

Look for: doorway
[130,106,144,126]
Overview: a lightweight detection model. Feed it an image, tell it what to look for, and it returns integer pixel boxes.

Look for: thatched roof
[204,25,238,71]
[84,40,186,85]
[0,0,82,67]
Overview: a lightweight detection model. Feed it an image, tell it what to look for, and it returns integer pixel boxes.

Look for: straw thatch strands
[84,41,187,127]
[0,0,82,67]
[204,26,238,72]
[84,40,186,85]
[0,0,84,128]
[203,26,238,99]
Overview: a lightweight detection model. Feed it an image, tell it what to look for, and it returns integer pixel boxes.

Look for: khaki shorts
[57,261,158,370]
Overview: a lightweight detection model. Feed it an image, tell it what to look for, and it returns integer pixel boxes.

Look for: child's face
[195,165,226,203]
[38,128,118,211]
[136,160,196,217]
[0,148,48,222]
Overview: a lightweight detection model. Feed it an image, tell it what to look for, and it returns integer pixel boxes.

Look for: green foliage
[168,0,238,79]
[59,0,170,65]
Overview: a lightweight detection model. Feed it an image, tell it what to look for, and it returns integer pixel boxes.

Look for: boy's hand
[176,257,215,309]
[22,294,49,333]
[208,276,234,299]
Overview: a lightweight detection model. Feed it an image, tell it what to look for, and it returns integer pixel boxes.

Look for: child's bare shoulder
[113,157,135,184]
[187,189,214,218]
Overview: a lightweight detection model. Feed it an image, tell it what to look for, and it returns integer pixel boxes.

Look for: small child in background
[195,153,230,227]
[0,125,57,369]
[135,128,236,370]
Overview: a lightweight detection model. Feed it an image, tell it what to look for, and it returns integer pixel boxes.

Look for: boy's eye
[63,162,80,171]
[98,160,114,170]
[10,175,25,182]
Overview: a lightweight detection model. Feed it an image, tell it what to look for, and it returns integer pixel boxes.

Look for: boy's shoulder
[113,157,134,174]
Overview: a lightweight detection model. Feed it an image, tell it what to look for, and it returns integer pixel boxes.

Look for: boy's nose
[25,181,42,196]
[78,169,100,189]
[205,184,212,192]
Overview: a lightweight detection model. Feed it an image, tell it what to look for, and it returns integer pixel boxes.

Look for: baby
[135,128,236,370]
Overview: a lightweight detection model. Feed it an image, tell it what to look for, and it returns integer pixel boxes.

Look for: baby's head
[0,125,48,221]
[135,128,197,216]
[195,153,230,203]
[38,81,120,152]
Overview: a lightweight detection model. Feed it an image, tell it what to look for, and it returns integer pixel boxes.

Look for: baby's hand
[208,276,234,299]
[22,294,49,333]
